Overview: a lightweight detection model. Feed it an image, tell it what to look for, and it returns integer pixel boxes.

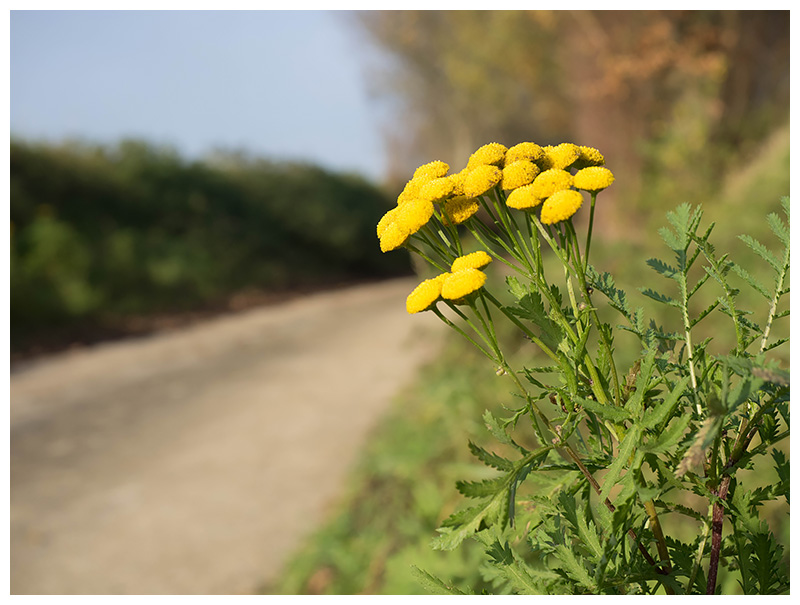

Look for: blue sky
[10,10,388,180]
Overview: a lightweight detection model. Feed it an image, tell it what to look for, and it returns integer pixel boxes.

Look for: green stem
[760,242,789,353]
[566,221,622,406]
[432,305,496,362]
[405,241,448,273]
[584,192,597,272]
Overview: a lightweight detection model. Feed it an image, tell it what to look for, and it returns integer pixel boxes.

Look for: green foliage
[10,139,409,350]
[377,136,788,593]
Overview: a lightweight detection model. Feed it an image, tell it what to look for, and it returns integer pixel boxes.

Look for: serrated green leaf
[557,491,603,561]
[433,496,505,550]
[469,440,514,472]
[456,476,506,499]
[599,426,641,503]
[505,276,565,351]
[763,337,789,352]
[731,263,771,299]
[646,257,679,280]
[411,566,469,595]
[482,409,513,446]
[689,299,720,328]
[578,396,632,423]
[485,541,556,594]
[553,544,596,592]
[738,234,781,273]
[640,413,692,454]
[642,376,689,429]
[640,288,680,307]
[625,348,657,417]
[766,212,790,248]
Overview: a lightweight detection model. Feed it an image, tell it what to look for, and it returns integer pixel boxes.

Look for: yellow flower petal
[538,143,580,170]
[573,166,615,192]
[377,206,401,238]
[441,268,487,300]
[397,199,434,234]
[463,165,502,198]
[419,176,456,202]
[406,274,448,314]
[379,221,409,252]
[506,142,544,164]
[573,146,605,169]
[501,160,540,190]
[413,160,450,180]
[451,251,492,272]
[442,196,479,225]
[540,190,584,225]
[506,184,544,210]
[466,142,507,169]
[531,169,574,199]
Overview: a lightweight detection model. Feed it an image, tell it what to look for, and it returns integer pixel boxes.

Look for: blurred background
[9,9,790,596]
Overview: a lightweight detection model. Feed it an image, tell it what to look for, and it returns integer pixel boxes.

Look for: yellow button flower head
[573,166,615,192]
[406,274,448,314]
[531,169,574,199]
[446,169,468,197]
[442,196,479,225]
[573,146,605,169]
[540,190,584,225]
[441,268,487,300]
[379,221,410,252]
[539,143,580,170]
[506,142,544,164]
[463,164,502,198]
[397,198,434,233]
[413,160,450,180]
[377,206,401,238]
[501,160,540,190]
[397,177,426,206]
[506,184,544,210]
[419,176,456,202]
[451,250,492,272]
[466,142,507,169]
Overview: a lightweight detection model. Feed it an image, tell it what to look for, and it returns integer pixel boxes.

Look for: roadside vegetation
[10,140,410,355]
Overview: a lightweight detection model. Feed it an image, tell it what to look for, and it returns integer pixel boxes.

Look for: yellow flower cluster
[377,140,614,254]
[405,252,491,313]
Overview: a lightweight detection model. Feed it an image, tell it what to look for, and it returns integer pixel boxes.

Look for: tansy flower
[531,169,574,199]
[442,196,479,224]
[466,142,507,169]
[441,268,487,300]
[501,160,540,190]
[406,274,448,314]
[448,169,469,197]
[540,190,584,225]
[463,165,502,198]
[419,176,456,202]
[377,206,401,238]
[451,251,492,272]
[573,146,605,169]
[506,142,544,164]
[379,221,410,252]
[506,184,544,210]
[539,143,580,170]
[413,160,450,180]
[397,199,434,233]
[573,166,615,192]
[397,177,426,206]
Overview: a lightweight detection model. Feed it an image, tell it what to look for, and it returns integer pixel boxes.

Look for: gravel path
[10,278,443,595]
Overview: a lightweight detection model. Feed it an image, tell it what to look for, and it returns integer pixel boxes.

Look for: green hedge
[10,140,410,348]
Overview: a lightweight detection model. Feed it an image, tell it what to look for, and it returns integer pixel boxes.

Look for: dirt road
[10,278,444,595]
